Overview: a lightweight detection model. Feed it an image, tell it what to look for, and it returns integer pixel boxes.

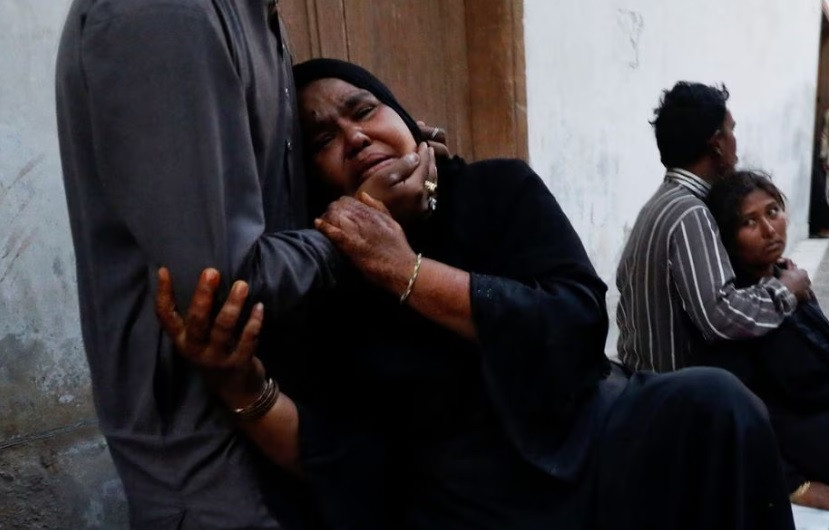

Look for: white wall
[0,1,128,526]
[524,0,823,353]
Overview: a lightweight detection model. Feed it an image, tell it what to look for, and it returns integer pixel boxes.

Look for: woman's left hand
[315,193,418,297]
[355,142,436,227]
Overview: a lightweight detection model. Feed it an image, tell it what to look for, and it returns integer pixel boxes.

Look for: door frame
[281,0,528,161]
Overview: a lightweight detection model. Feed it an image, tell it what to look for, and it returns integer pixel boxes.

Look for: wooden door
[814,15,829,149]
[810,11,829,230]
[279,0,527,161]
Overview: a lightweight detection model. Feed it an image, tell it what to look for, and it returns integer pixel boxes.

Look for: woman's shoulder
[464,157,534,172]
[436,157,569,244]
[459,157,536,180]
[448,157,543,199]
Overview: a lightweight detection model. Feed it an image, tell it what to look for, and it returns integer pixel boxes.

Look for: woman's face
[732,188,787,274]
[298,78,418,197]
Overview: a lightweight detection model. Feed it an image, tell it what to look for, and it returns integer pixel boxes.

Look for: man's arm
[82,3,338,312]
[669,206,802,342]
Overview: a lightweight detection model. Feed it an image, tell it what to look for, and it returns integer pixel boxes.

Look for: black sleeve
[467,161,610,468]
[296,404,389,530]
[754,301,829,409]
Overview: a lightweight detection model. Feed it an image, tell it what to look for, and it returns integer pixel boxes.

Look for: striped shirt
[616,169,798,372]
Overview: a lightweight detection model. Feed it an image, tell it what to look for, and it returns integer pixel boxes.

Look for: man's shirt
[616,169,796,372]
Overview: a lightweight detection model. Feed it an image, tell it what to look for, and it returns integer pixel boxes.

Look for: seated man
[616,81,811,372]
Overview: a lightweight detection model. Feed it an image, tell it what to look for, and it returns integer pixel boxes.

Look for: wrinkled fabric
[595,367,795,530]
[700,272,829,490]
[56,0,338,526]
[295,158,610,530]
[292,158,793,530]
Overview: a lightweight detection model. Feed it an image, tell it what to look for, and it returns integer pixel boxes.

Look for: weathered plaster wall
[2,0,823,525]
[523,0,823,353]
[0,1,127,527]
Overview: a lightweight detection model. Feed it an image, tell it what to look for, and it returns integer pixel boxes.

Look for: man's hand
[778,259,812,302]
[315,194,417,297]
[155,267,267,409]
[355,142,436,227]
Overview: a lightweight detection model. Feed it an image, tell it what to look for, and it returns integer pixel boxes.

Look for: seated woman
[705,170,829,510]
[155,59,796,530]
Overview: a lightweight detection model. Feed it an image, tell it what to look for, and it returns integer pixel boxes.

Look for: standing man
[616,82,811,373]
[55,0,428,527]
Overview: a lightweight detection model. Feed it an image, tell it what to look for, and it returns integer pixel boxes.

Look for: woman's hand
[793,481,829,510]
[417,121,450,159]
[155,267,267,410]
[355,142,436,227]
[315,194,418,297]
[777,258,812,302]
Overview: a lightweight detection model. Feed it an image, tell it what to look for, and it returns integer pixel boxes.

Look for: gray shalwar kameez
[56,1,338,527]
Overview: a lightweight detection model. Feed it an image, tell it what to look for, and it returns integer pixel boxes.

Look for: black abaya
[278,58,794,530]
[291,157,793,530]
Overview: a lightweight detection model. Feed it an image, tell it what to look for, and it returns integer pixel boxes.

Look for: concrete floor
[794,503,829,530]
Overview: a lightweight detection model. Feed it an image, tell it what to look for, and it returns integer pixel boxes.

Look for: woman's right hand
[793,481,829,510]
[154,267,267,410]
[355,142,436,227]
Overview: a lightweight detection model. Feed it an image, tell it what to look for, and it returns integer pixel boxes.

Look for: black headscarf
[293,58,445,218]
[293,58,425,144]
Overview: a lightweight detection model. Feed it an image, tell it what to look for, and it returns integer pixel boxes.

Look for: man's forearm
[236,230,341,320]
[671,209,793,341]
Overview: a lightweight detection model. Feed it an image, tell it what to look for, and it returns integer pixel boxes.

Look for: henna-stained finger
[209,280,250,358]
[155,267,185,341]
[231,302,264,365]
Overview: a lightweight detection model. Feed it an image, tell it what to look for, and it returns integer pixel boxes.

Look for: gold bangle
[232,377,279,421]
[399,253,423,304]
[790,481,811,502]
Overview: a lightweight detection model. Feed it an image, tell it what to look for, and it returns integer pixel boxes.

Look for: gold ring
[424,181,437,193]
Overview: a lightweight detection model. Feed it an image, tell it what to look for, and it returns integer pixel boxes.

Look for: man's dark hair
[651,82,730,168]
[707,170,786,255]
